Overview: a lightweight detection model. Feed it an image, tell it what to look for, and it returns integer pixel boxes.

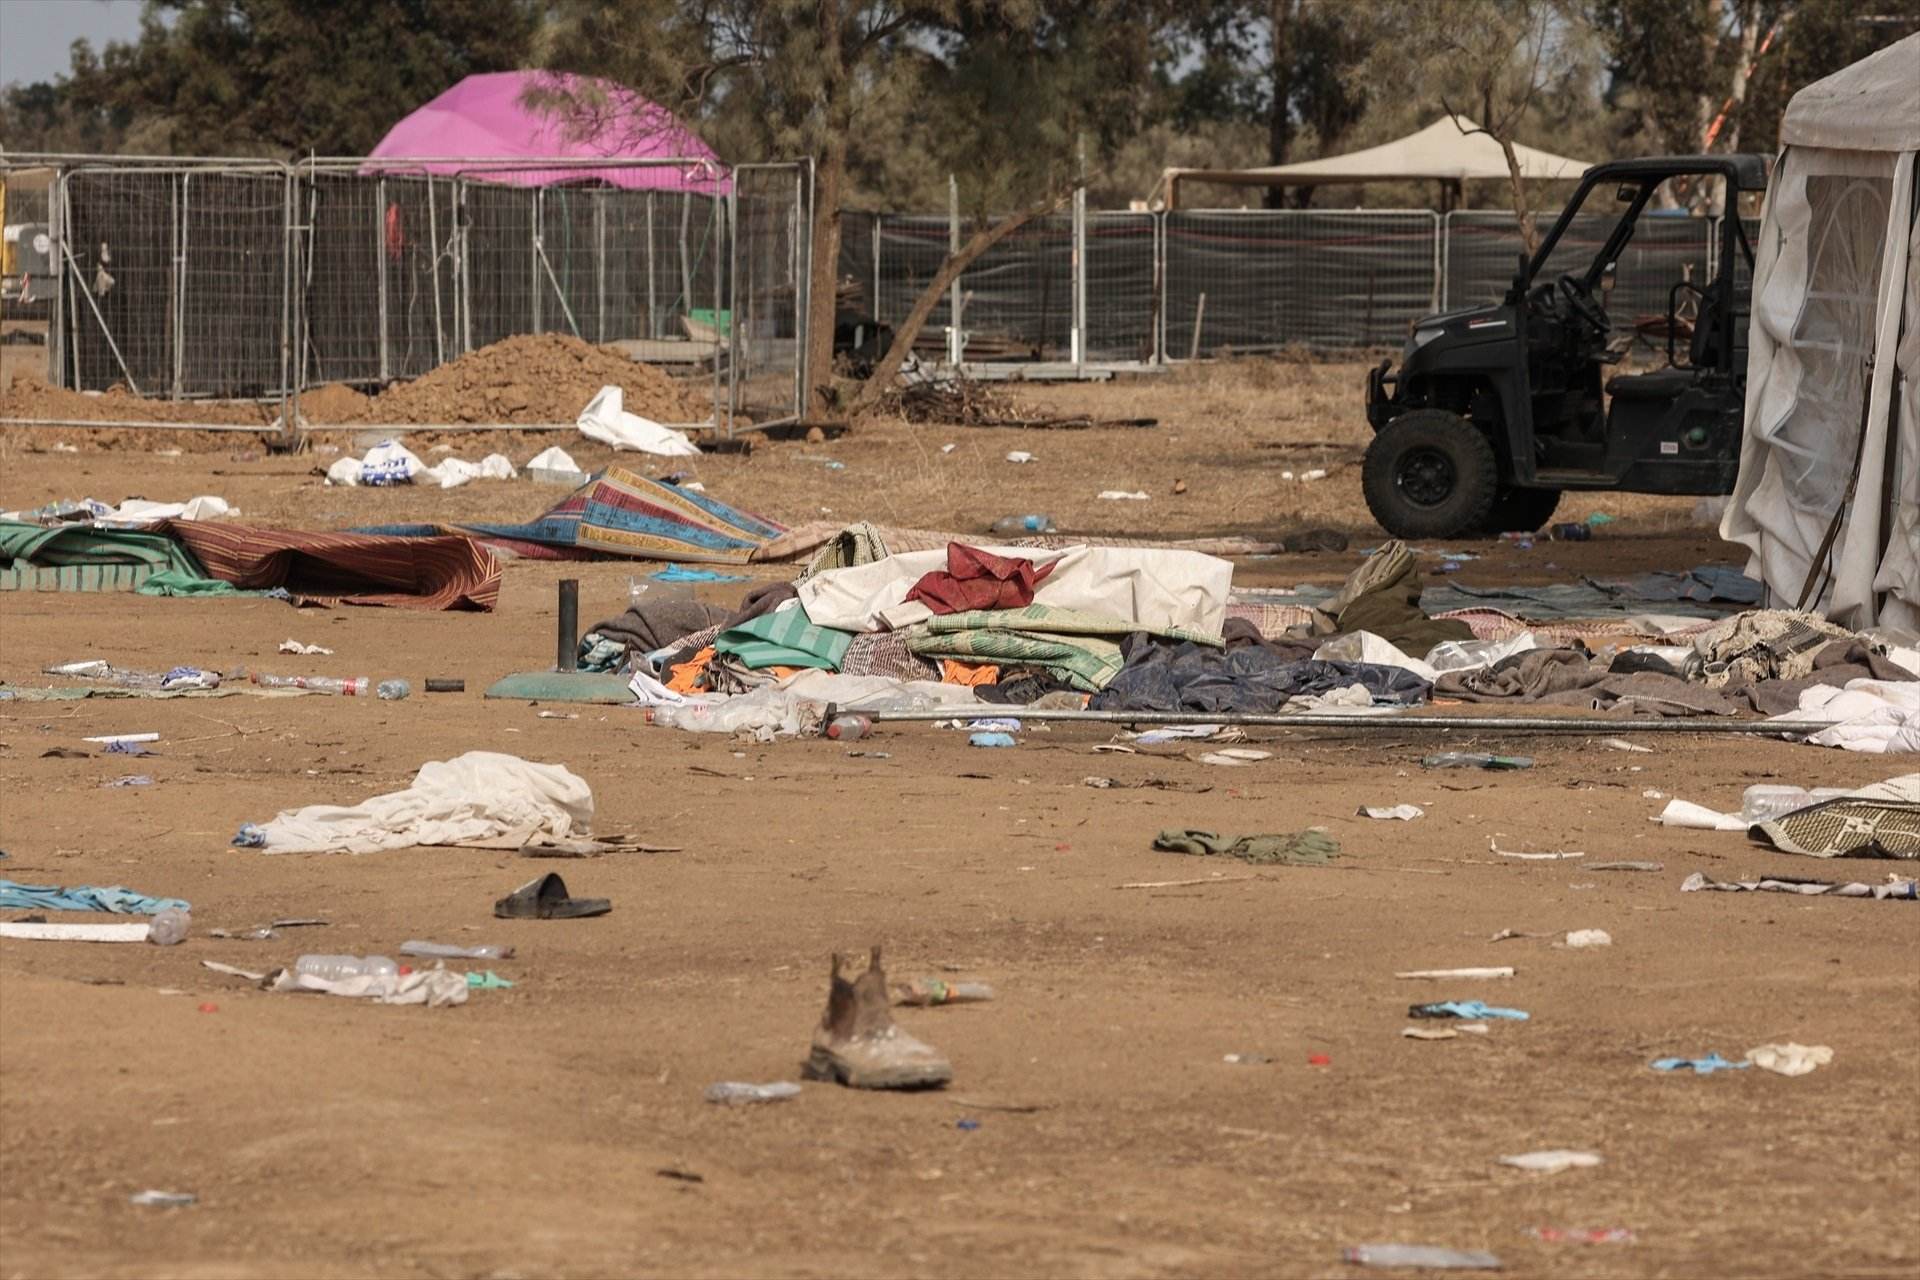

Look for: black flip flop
[493,872,611,920]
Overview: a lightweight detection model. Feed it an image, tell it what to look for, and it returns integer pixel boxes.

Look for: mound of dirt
[0,367,277,429]
[319,334,708,427]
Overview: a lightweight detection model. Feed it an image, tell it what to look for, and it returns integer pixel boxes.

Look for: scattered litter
[269,965,469,1007]
[1564,929,1612,948]
[1359,804,1425,821]
[104,775,153,788]
[1490,839,1584,860]
[957,717,1023,733]
[1656,799,1746,831]
[1004,451,1036,464]
[1650,1052,1750,1074]
[894,978,994,1006]
[1642,788,1666,799]
[1488,928,1552,942]
[1409,1001,1528,1021]
[1602,738,1653,753]
[1197,748,1270,766]
[1525,1227,1634,1246]
[401,940,515,961]
[576,385,700,456]
[493,872,611,919]
[1745,1042,1833,1076]
[84,733,159,745]
[652,565,748,584]
[0,880,188,914]
[969,732,1017,748]
[940,443,956,454]
[1395,967,1513,980]
[1307,1053,1332,1066]
[1223,1052,1273,1065]
[536,711,579,719]
[1342,1244,1500,1270]
[1403,1027,1459,1040]
[0,922,150,943]
[279,639,334,656]
[656,1166,704,1183]
[1423,753,1532,770]
[956,1118,982,1131]
[1681,870,1917,899]
[103,740,152,756]
[705,1081,801,1105]
[1499,1150,1603,1174]
[129,1191,197,1208]
[465,970,513,989]
[1298,469,1327,482]
[1589,861,1663,872]
[1097,490,1149,501]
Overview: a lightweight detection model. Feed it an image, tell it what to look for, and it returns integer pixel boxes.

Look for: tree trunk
[804,138,844,420]
[848,189,1075,418]
[1498,134,1539,257]
[1263,0,1296,211]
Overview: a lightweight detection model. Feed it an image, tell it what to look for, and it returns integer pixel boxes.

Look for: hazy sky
[1,0,148,88]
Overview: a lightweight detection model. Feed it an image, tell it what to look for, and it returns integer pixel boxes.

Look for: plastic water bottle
[250,672,369,695]
[893,978,994,1006]
[1742,784,1849,824]
[704,1081,802,1105]
[400,939,514,961]
[1421,752,1534,770]
[990,514,1055,536]
[826,714,872,741]
[295,954,398,982]
[376,679,411,701]
[1344,1244,1501,1270]
[147,907,191,946]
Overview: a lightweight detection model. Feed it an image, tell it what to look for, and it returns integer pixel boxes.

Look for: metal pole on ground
[849,708,1849,735]
[556,579,579,672]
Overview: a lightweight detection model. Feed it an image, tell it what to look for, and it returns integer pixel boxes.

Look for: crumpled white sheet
[798,545,1233,635]
[1655,799,1748,831]
[2,495,238,523]
[577,385,701,456]
[1773,679,1920,753]
[326,440,518,489]
[1745,1042,1833,1076]
[269,966,468,1007]
[647,673,983,741]
[247,751,593,854]
[1314,632,1438,682]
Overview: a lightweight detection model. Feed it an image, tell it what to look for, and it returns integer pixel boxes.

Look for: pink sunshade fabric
[367,71,728,193]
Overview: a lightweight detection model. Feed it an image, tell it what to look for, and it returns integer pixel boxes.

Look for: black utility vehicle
[1362,154,1765,538]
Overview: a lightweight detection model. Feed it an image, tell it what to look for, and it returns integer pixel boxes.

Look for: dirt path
[1,363,1914,1279]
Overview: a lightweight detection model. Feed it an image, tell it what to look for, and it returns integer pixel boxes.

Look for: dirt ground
[1,360,1915,1280]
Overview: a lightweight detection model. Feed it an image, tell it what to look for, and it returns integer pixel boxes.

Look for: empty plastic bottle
[1741,784,1849,825]
[294,954,398,982]
[826,714,873,741]
[146,907,191,946]
[250,672,370,696]
[1343,1244,1501,1270]
[989,514,1056,536]
[376,679,411,701]
[704,1081,802,1105]
[1421,752,1534,770]
[400,939,514,961]
[893,978,994,1006]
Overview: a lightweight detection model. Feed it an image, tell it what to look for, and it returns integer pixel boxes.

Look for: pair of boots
[806,947,952,1089]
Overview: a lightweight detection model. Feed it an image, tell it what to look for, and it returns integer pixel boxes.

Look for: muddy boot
[804,947,952,1089]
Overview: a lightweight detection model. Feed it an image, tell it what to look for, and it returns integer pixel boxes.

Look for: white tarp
[796,545,1234,635]
[1723,33,1920,631]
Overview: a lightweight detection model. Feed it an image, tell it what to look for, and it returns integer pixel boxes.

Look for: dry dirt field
[1,359,1915,1280]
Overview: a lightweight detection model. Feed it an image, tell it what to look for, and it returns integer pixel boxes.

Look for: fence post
[1071,182,1086,370]
[48,169,65,387]
[594,188,607,343]
[458,180,473,355]
[175,173,191,400]
[797,158,813,424]
[1429,210,1442,313]
[1440,211,1453,310]
[282,162,298,430]
[1152,211,1165,365]
[678,193,693,334]
[726,179,739,435]
[426,176,445,367]
[871,211,881,329]
[168,174,183,399]
[644,190,657,339]
[376,176,390,381]
[530,188,543,334]
[947,174,962,367]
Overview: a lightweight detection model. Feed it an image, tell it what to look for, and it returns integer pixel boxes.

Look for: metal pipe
[0,417,277,432]
[556,579,579,672]
[854,707,1847,735]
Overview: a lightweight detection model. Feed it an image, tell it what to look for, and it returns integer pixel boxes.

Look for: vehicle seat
[1606,366,1697,401]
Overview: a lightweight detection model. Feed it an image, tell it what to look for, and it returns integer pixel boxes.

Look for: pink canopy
[366,71,729,193]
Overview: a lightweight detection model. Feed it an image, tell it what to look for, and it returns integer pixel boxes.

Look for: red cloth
[904,543,1053,615]
[156,521,500,611]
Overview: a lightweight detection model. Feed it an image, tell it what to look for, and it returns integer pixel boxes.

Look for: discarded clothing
[839,630,941,683]
[0,879,189,915]
[1773,680,1920,753]
[975,667,1083,705]
[269,965,468,1007]
[583,598,731,665]
[1724,640,1918,715]
[1408,1001,1529,1021]
[1435,648,1736,717]
[1318,541,1474,652]
[907,606,1150,692]
[905,543,1056,615]
[940,660,1001,687]
[652,564,747,583]
[157,521,500,611]
[1695,610,1851,687]
[1093,638,1428,714]
[794,521,892,582]
[713,606,854,671]
[236,752,593,854]
[1746,1043,1833,1076]
[1153,828,1342,866]
[1680,870,1918,900]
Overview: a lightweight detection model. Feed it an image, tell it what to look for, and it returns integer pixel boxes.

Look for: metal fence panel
[729,162,809,428]
[461,180,538,351]
[873,214,952,339]
[1444,210,1712,328]
[1165,210,1438,355]
[1087,212,1157,362]
[179,170,288,396]
[956,214,1073,360]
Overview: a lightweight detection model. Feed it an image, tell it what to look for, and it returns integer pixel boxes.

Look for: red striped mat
[156,522,500,611]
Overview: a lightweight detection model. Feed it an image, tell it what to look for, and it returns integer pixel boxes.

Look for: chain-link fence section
[728,162,810,429]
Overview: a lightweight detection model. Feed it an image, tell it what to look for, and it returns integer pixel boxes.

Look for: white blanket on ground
[797,545,1234,634]
[248,752,594,854]
[1773,679,1920,753]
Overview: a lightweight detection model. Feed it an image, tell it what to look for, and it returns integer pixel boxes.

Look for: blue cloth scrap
[1651,1053,1751,1075]
[969,732,1018,748]
[1413,1000,1530,1021]
[652,565,749,583]
[103,741,152,756]
[232,824,267,848]
[0,879,189,915]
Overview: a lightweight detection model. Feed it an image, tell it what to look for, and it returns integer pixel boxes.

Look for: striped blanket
[157,522,500,611]
[358,467,785,565]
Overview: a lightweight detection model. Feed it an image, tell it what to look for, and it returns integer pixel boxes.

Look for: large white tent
[1722,33,1920,631]
[1159,117,1591,209]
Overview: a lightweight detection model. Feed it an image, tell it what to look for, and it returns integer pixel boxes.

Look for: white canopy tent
[1722,33,1920,630]
[1159,117,1592,209]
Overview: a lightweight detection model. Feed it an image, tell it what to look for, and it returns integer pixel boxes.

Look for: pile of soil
[0,367,276,429]
[308,334,707,427]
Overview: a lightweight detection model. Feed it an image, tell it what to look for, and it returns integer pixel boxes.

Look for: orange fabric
[666,646,715,693]
[940,660,1001,688]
